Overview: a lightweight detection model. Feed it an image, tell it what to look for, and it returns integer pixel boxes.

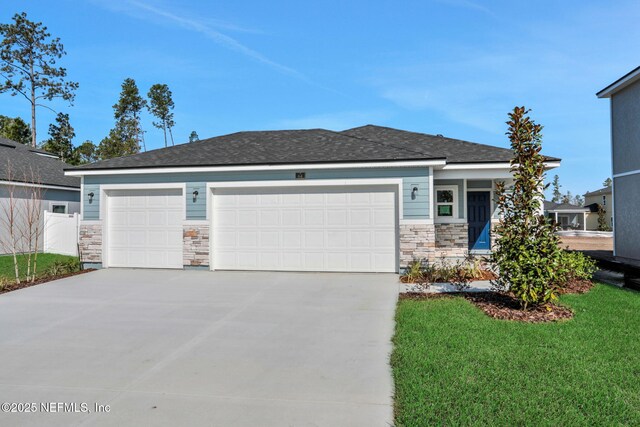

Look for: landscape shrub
[491,107,566,309]
[44,258,80,277]
[556,251,597,285]
[401,255,488,291]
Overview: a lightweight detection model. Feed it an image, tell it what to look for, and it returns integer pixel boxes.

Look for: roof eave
[597,66,640,98]
[65,158,448,176]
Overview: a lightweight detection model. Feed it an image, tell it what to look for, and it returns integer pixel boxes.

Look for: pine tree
[0,13,78,147]
[98,79,144,159]
[41,112,75,161]
[74,140,98,164]
[0,115,31,144]
[602,177,612,188]
[147,84,175,147]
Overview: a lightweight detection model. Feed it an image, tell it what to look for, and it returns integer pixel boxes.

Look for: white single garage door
[213,186,397,272]
[106,189,183,269]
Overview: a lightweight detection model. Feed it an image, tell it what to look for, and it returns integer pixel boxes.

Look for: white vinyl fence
[43,211,79,256]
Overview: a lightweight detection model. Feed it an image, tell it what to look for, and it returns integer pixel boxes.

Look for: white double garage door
[106,185,398,272]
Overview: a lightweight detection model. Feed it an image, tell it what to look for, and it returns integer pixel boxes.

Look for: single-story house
[597,66,640,261]
[543,201,590,230]
[584,186,613,230]
[65,125,560,272]
[0,137,80,254]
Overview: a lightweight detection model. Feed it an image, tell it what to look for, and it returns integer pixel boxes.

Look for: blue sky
[1,0,638,196]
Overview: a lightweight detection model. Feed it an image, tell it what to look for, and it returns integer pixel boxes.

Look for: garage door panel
[374,209,395,225]
[327,231,347,248]
[281,209,301,226]
[350,209,372,226]
[237,231,258,248]
[107,189,183,269]
[259,210,279,226]
[327,209,347,226]
[304,230,324,247]
[282,231,301,248]
[304,210,324,226]
[260,231,279,248]
[213,186,397,272]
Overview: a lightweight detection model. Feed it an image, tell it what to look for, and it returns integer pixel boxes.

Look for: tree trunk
[30,61,37,148]
[168,127,175,146]
[162,124,167,148]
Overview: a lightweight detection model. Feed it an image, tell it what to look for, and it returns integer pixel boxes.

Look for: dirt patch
[559,236,613,251]
[0,269,96,295]
[401,291,574,323]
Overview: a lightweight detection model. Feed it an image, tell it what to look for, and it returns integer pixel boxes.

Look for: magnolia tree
[492,107,564,309]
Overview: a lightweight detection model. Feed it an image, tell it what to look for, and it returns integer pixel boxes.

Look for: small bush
[0,276,13,291]
[44,259,80,277]
[401,255,489,291]
[556,251,597,285]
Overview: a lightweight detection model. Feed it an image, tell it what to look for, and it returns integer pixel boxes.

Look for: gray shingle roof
[584,186,612,197]
[544,201,589,212]
[0,138,80,188]
[342,125,560,164]
[68,125,560,171]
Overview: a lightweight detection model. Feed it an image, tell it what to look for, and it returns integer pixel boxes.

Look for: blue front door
[467,192,491,250]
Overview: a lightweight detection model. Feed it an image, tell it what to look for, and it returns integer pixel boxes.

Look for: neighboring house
[544,201,590,230]
[584,186,612,230]
[0,138,80,254]
[65,125,560,272]
[597,66,640,261]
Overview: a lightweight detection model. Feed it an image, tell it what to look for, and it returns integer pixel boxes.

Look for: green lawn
[0,253,77,281]
[392,284,640,426]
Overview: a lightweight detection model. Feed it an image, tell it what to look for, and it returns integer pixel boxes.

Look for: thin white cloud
[106,0,305,79]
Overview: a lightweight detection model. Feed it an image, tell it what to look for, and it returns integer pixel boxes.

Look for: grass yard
[0,253,77,281]
[392,284,640,426]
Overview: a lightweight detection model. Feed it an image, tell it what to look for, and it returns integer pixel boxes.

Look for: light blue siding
[83,184,100,220]
[83,167,431,220]
[42,188,80,202]
[434,179,465,219]
[467,180,492,189]
[185,182,206,220]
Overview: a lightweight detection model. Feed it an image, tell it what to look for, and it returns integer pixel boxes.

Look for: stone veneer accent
[434,223,469,258]
[400,222,471,268]
[399,223,436,268]
[183,224,210,267]
[79,223,102,264]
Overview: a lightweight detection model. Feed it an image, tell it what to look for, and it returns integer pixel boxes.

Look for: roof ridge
[338,126,444,159]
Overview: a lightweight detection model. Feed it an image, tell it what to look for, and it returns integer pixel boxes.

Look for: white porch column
[583,212,587,231]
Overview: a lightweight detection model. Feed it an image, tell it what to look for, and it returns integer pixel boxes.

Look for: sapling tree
[492,107,564,309]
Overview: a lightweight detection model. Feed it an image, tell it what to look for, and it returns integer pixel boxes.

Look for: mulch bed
[0,269,96,295]
[557,279,594,294]
[401,291,575,323]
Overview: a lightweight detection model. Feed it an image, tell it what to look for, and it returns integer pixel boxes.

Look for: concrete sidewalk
[0,269,399,426]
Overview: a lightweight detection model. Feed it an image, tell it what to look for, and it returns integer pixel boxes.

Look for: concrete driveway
[0,269,398,426]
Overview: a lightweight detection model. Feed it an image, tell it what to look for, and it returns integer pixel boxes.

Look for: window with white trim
[49,202,68,214]
[435,186,457,218]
